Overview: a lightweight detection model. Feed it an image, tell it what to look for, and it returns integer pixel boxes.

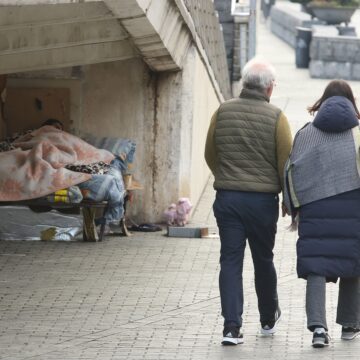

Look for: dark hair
[308,80,360,118]
[41,118,64,130]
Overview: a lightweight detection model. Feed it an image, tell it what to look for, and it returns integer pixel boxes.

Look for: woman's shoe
[341,327,360,340]
[312,327,330,348]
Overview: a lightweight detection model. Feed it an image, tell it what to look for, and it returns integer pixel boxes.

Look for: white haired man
[205,58,292,345]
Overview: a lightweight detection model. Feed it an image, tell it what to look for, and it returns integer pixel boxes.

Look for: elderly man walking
[205,58,292,345]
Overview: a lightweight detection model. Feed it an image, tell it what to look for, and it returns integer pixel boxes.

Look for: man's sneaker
[341,327,360,340]
[312,327,330,348]
[260,308,281,335]
[222,327,244,345]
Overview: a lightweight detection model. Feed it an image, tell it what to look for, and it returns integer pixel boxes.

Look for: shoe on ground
[222,326,244,345]
[341,327,360,340]
[312,327,330,348]
[260,308,281,336]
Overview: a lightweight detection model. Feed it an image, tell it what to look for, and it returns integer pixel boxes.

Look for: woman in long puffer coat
[284,80,360,348]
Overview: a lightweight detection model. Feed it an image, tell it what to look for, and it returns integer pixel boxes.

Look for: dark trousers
[213,190,279,327]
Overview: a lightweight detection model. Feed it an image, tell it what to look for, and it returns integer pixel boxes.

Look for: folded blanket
[0,126,114,201]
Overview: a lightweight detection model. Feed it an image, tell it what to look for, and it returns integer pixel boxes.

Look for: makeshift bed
[0,126,136,241]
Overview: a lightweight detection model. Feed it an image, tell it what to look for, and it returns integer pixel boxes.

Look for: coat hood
[313,96,359,132]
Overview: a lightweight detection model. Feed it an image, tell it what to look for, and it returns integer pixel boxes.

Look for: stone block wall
[310,29,360,80]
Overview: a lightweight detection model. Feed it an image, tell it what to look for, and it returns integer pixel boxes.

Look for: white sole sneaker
[222,336,244,345]
[260,327,277,336]
[260,312,282,336]
[341,331,360,341]
[312,341,329,349]
[312,338,330,348]
[312,328,330,348]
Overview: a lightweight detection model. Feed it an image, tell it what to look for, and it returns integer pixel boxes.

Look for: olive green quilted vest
[214,88,282,193]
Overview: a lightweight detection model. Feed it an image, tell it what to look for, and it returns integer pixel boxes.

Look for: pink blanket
[0,126,114,201]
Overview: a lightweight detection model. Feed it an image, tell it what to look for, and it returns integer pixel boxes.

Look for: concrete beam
[0,18,128,55]
[0,1,138,74]
[0,2,112,27]
[0,39,136,74]
[101,0,150,18]
[0,0,102,5]
[104,0,192,71]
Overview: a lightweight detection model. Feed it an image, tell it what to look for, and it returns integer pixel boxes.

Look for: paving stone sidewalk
[1,10,360,360]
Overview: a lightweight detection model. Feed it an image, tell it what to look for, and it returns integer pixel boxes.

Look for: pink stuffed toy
[163,203,177,225]
[175,198,192,226]
[164,198,192,226]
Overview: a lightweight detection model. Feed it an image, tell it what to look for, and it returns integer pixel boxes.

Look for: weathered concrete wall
[82,50,219,222]
[7,71,82,134]
[81,59,190,223]
[81,48,220,221]
[81,59,160,222]
[188,47,219,211]
[144,69,183,222]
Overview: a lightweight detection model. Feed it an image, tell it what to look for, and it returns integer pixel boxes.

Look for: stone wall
[309,27,360,80]
[270,2,321,48]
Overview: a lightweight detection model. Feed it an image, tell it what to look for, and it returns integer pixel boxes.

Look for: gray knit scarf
[284,123,360,212]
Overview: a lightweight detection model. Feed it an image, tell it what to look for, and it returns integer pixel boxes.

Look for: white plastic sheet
[0,206,82,241]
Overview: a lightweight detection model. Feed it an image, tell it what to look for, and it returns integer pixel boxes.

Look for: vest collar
[240,88,269,102]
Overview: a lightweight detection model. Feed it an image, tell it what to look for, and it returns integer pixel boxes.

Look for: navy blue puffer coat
[297,96,360,280]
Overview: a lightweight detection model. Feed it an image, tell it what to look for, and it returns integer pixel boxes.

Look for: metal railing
[182,0,232,99]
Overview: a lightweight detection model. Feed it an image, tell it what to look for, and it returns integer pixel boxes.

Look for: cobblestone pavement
[1,10,360,360]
